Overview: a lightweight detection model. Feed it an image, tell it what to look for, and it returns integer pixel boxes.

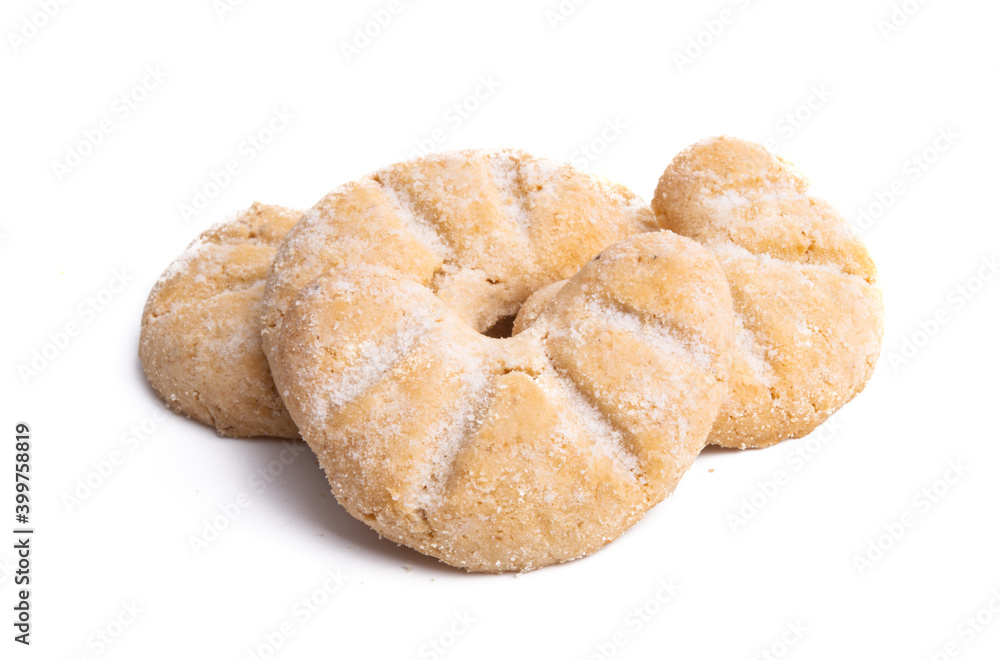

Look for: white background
[2,0,999,658]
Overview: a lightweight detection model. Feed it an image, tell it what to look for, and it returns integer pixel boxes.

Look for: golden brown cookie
[653,137,884,449]
[139,203,302,438]
[271,231,735,572]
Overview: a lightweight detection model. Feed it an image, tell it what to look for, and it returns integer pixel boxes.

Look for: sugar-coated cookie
[653,137,883,449]
[271,231,734,571]
[140,203,302,438]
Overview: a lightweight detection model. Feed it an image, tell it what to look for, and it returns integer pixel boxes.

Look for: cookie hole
[482,314,517,339]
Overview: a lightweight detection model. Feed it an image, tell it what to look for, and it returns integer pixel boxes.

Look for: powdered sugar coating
[654,136,884,449]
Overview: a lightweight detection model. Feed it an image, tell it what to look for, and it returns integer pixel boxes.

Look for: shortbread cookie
[140,203,302,438]
[653,137,884,449]
[271,231,735,572]
[260,149,658,365]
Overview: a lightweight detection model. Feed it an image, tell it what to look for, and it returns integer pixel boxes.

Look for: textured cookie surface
[653,137,883,449]
[513,280,565,335]
[260,149,658,365]
[140,203,302,438]
[271,231,735,572]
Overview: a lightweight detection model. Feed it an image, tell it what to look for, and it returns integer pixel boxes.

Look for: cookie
[653,137,884,449]
[139,203,302,438]
[270,231,735,571]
